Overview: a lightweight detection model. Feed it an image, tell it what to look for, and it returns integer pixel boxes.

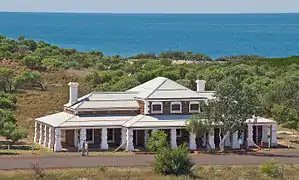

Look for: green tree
[214,77,260,151]
[1,122,28,145]
[0,68,15,92]
[186,102,216,149]
[21,55,42,69]
[13,70,44,90]
[147,130,169,152]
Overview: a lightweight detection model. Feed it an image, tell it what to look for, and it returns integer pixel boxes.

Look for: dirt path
[1,152,299,170]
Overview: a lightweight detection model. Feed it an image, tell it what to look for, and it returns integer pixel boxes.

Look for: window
[86,129,94,143]
[170,102,182,113]
[151,102,163,114]
[189,101,200,113]
[107,129,114,143]
[176,129,182,137]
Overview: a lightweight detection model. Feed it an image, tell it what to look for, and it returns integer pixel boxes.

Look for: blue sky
[0,0,298,13]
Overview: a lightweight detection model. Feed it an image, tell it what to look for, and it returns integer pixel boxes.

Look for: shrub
[259,160,284,178]
[153,143,194,176]
[147,130,169,152]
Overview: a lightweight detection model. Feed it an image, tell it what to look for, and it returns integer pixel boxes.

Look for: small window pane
[107,129,114,141]
[190,104,199,111]
[172,104,181,111]
[153,104,162,111]
[86,129,93,141]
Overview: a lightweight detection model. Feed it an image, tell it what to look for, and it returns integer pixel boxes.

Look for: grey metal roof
[77,100,139,111]
[68,92,138,111]
[35,112,276,128]
[59,115,135,128]
[128,77,209,100]
[35,112,75,127]
[88,92,137,101]
[123,115,191,128]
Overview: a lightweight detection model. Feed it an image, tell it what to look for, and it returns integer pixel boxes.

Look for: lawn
[1,165,299,180]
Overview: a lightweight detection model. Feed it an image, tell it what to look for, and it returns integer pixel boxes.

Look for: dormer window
[189,101,200,113]
[171,102,182,113]
[151,102,163,114]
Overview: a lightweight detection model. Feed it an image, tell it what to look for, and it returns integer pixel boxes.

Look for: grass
[0,165,299,180]
[12,68,91,141]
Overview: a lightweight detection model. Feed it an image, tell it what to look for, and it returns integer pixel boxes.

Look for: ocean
[0,12,299,58]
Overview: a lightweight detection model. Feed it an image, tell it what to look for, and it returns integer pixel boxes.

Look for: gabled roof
[127,77,206,100]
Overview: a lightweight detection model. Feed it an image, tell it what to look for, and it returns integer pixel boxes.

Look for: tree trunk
[219,131,230,152]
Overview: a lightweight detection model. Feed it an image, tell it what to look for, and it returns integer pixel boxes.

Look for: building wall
[137,100,145,114]
[148,101,198,115]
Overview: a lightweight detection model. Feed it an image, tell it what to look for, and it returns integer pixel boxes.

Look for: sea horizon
[1,11,299,14]
[1,12,299,58]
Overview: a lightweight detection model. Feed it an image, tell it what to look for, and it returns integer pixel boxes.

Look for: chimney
[195,80,206,92]
[68,82,79,105]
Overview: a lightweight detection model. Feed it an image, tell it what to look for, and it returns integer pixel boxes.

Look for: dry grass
[0,165,299,180]
[11,67,91,142]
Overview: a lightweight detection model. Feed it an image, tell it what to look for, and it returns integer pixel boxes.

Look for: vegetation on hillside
[0,34,299,140]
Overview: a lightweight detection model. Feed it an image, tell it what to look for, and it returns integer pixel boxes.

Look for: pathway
[0,152,299,170]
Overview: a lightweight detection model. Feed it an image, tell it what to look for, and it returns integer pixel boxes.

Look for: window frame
[107,128,115,143]
[170,102,182,114]
[189,101,200,113]
[86,129,94,144]
[151,102,163,114]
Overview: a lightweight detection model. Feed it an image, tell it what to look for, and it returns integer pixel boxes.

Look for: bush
[259,160,284,178]
[147,130,169,152]
[153,143,194,176]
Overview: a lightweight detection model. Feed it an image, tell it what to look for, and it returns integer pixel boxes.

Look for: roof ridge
[57,113,77,127]
[144,78,168,99]
[93,91,136,94]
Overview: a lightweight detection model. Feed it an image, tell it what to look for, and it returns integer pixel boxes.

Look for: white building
[34,77,278,152]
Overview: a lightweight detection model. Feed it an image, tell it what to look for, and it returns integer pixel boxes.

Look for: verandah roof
[35,112,276,129]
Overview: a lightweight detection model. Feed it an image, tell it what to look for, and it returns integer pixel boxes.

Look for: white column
[144,129,149,148]
[80,128,86,150]
[208,130,215,149]
[34,122,38,143]
[53,128,62,152]
[247,124,254,147]
[271,124,278,147]
[47,126,52,148]
[101,128,108,150]
[170,128,177,149]
[189,132,197,150]
[126,128,134,152]
[144,100,149,114]
[43,125,48,146]
[224,132,231,147]
[262,125,268,143]
[74,129,78,147]
[231,131,240,149]
[38,123,43,145]
[121,128,127,146]
[152,128,158,134]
